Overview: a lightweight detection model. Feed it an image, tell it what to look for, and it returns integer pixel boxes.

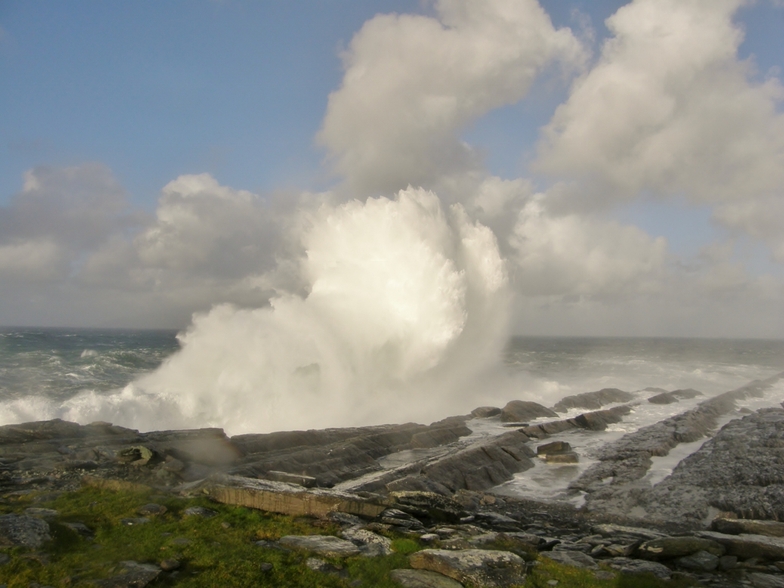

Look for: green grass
[0,487,702,588]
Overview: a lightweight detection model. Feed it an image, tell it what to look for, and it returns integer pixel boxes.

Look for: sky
[1,0,784,337]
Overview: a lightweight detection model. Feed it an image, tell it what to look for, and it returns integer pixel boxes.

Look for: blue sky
[1,0,784,335]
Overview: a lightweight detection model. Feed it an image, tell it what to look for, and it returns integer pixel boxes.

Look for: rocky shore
[1,372,783,587]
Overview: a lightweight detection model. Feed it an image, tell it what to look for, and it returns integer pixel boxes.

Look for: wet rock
[500,401,557,423]
[543,452,578,464]
[553,388,634,412]
[420,431,535,493]
[637,536,725,559]
[389,568,463,588]
[263,470,317,488]
[536,441,572,456]
[279,534,361,557]
[0,513,51,548]
[713,518,784,538]
[471,407,501,418]
[410,549,526,588]
[648,392,679,404]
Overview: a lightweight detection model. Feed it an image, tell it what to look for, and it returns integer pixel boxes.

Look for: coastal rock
[648,392,678,404]
[712,518,784,538]
[541,550,598,569]
[606,557,672,579]
[279,534,361,557]
[749,573,784,588]
[500,401,557,423]
[553,388,634,412]
[341,527,393,556]
[410,549,526,588]
[637,536,725,559]
[389,569,464,588]
[0,514,51,548]
[697,531,784,561]
[93,561,161,588]
[471,407,501,418]
[677,550,720,571]
[205,474,386,518]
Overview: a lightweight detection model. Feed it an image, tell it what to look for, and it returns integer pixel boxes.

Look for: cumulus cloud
[535,0,784,207]
[509,195,667,297]
[319,0,586,195]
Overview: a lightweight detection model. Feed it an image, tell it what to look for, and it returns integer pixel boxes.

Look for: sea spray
[34,188,510,434]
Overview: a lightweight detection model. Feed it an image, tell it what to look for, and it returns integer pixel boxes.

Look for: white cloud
[509,195,667,297]
[535,0,784,211]
[319,0,585,195]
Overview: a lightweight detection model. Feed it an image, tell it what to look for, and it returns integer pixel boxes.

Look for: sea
[1,327,782,502]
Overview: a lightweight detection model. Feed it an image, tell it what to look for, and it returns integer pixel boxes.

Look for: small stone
[594,570,616,580]
[221,522,231,529]
[63,522,93,537]
[160,559,180,571]
[260,562,273,572]
[183,506,217,518]
[24,508,59,519]
[341,527,393,557]
[420,534,440,543]
[120,517,149,526]
[170,538,191,546]
[137,503,167,516]
[306,557,337,573]
[547,581,559,586]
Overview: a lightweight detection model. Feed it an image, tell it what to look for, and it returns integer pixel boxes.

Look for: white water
[1,188,511,434]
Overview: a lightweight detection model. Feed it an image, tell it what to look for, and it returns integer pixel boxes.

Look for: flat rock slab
[279,535,361,558]
[389,569,464,588]
[698,531,784,560]
[206,474,386,518]
[750,573,784,588]
[606,557,671,579]
[0,514,51,548]
[637,536,725,558]
[410,549,525,588]
[713,518,784,538]
[541,550,597,569]
[93,562,161,588]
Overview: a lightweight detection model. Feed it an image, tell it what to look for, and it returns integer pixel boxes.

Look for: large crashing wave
[36,188,509,434]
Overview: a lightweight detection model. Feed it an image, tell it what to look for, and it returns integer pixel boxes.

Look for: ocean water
[0,327,781,435]
[2,327,782,501]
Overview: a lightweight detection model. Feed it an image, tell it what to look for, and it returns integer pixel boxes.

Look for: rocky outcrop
[553,388,635,412]
[499,401,557,423]
[409,549,526,588]
[570,376,781,525]
[521,404,631,439]
[203,474,386,518]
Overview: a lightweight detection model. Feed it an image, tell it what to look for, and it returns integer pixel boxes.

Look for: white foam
[16,188,510,434]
